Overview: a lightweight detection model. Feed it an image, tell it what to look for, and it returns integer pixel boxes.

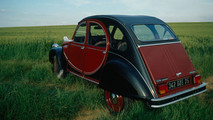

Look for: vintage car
[49,15,206,113]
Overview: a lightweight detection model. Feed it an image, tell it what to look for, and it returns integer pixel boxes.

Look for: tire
[104,90,130,114]
[53,56,65,79]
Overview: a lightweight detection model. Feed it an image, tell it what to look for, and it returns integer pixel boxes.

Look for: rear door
[83,20,109,75]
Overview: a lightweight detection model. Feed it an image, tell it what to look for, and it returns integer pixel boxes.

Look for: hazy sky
[0,0,213,27]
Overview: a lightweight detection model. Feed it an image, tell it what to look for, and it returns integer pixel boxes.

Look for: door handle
[81,46,85,50]
[103,51,106,54]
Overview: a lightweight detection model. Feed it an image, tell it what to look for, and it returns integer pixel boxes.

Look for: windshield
[132,24,176,42]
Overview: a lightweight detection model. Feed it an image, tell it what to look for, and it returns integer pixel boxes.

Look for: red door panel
[83,21,109,75]
[63,22,87,74]
[63,20,109,76]
[139,43,196,85]
[84,47,107,75]
[67,43,84,73]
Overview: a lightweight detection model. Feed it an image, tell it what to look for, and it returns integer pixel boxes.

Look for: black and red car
[49,15,206,113]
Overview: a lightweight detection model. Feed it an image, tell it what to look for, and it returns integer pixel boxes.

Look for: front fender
[100,59,153,100]
[49,47,63,68]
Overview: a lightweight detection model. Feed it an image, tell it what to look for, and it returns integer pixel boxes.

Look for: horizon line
[1,21,213,28]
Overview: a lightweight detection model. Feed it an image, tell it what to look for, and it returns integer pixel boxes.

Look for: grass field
[0,22,213,120]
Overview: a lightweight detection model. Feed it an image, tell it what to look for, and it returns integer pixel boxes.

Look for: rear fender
[100,59,153,99]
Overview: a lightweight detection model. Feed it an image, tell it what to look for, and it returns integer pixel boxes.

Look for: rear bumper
[150,83,206,108]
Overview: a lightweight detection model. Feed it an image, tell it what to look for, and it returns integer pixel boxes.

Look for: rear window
[132,24,176,42]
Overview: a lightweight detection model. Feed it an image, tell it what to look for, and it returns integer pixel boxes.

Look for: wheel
[53,56,65,79]
[104,90,130,113]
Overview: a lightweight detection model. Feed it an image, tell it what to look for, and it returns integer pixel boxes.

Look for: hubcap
[111,93,119,104]
[105,91,124,113]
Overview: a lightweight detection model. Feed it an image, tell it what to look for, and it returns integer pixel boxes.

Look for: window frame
[73,22,87,44]
[87,22,107,48]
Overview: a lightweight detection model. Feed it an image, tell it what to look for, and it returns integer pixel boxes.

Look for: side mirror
[63,36,73,42]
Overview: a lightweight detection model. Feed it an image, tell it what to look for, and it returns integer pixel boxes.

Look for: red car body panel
[64,42,84,73]
[83,20,110,75]
[139,43,197,97]
[84,46,107,75]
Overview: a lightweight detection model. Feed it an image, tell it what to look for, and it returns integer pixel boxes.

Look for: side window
[88,23,106,48]
[109,25,127,52]
[114,27,123,40]
[155,25,175,40]
[74,22,86,43]
[133,25,155,41]
[132,24,176,41]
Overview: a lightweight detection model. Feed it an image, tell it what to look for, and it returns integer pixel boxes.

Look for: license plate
[168,77,190,90]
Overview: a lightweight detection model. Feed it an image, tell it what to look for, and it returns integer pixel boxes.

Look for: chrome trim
[71,43,83,48]
[138,41,181,47]
[156,77,168,83]
[151,90,206,108]
[151,83,206,108]
[81,46,85,50]
[84,77,99,85]
[67,69,99,85]
[176,72,182,77]
[151,83,206,101]
[189,71,196,74]
[52,43,59,48]
[86,46,105,52]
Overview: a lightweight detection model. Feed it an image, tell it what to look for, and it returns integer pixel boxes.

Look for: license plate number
[168,77,190,90]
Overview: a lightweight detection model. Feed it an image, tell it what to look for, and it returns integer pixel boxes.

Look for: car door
[65,22,87,73]
[83,21,109,75]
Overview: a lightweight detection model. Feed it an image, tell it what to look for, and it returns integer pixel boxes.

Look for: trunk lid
[139,43,196,85]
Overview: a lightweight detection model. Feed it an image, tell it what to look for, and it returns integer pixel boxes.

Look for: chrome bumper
[150,83,206,108]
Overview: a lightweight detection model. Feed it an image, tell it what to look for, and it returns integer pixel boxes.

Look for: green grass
[0,23,213,120]
[169,22,213,78]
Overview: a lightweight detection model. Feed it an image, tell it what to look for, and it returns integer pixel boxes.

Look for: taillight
[158,84,168,95]
[193,74,201,84]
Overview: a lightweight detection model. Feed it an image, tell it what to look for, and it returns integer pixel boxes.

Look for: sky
[0,0,213,27]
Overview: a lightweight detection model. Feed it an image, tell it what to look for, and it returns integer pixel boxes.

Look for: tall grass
[0,81,103,120]
[0,23,213,120]
[0,26,76,61]
[168,22,213,78]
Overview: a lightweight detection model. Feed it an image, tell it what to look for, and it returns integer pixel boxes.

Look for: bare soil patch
[202,76,213,105]
[204,75,213,90]
[73,108,109,120]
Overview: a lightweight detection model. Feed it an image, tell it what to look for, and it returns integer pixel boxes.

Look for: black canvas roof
[81,15,166,25]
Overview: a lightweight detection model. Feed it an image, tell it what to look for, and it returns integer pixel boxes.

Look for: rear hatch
[139,43,197,97]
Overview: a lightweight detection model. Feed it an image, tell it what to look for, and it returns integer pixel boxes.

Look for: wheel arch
[100,59,153,100]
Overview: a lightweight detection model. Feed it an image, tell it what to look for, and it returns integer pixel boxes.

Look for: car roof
[81,15,166,25]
